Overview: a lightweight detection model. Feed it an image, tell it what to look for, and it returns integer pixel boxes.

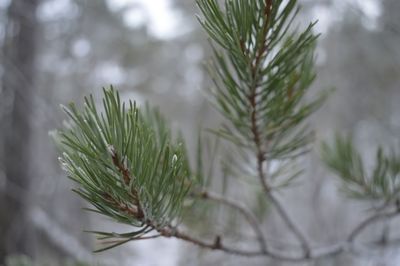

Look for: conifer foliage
[197,0,324,160]
[58,88,193,251]
[56,0,400,262]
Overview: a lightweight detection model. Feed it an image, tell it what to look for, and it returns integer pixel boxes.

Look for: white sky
[3,0,382,38]
[106,0,383,38]
[30,0,186,39]
[106,0,187,39]
[311,0,382,33]
[0,0,10,9]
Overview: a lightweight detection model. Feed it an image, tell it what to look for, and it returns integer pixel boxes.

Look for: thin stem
[134,234,162,241]
[264,185,311,256]
[380,220,390,245]
[193,189,267,252]
[158,207,400,261]
[348,208,400,242]
[162,226,344,262]
[246,7,312,253]
[160,226,309,262]
[107,144,144,220]
[165,227,263,257]
[257,155,311,256]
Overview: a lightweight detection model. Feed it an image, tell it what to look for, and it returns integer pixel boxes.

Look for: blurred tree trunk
[0,0,39,263]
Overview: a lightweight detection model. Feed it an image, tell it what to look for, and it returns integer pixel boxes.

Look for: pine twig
[257,151,311,256]
[107,144,144,220]
[246,2,311,250]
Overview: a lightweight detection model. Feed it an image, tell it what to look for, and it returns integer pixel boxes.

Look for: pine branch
[54,0,400,261]
[242,0,311,255]
[56,87,400,258]
[56,87,194,250]
[259,174,311,256]
[198,0,325,159]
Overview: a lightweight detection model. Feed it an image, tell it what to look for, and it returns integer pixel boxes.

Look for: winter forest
[1,0,400,266]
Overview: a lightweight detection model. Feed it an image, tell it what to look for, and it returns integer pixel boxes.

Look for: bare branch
[192,189,267,252]
[158,205,400,262]
[348,208,400,242]
[160,226,343,262]
[262,186,311,256]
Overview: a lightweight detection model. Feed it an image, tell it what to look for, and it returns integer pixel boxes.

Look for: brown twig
[156,207,400,262]
[106,144,144,220]
[103,192,143,219]
[247,22,311,262]
[160,225,340,262]
[245,0,312,256]
[108,144,131,185]
[251,0,272,78]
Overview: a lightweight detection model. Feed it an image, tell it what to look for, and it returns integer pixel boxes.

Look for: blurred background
[0,0,399,265]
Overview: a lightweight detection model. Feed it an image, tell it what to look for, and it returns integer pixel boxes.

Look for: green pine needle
[56,87,194,240]
[197,0,326,161]
[321,135,400,202]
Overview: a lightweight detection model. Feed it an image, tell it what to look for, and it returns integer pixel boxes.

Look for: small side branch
[107,144,144,220]
[160,227,341,262]
[157,206,400,261]
[348,208,400,242]
[160,226,306,261]
[263,186,311,257]
[193,189,267,252]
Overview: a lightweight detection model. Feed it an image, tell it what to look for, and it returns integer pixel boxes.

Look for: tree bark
[0,0,39,262]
